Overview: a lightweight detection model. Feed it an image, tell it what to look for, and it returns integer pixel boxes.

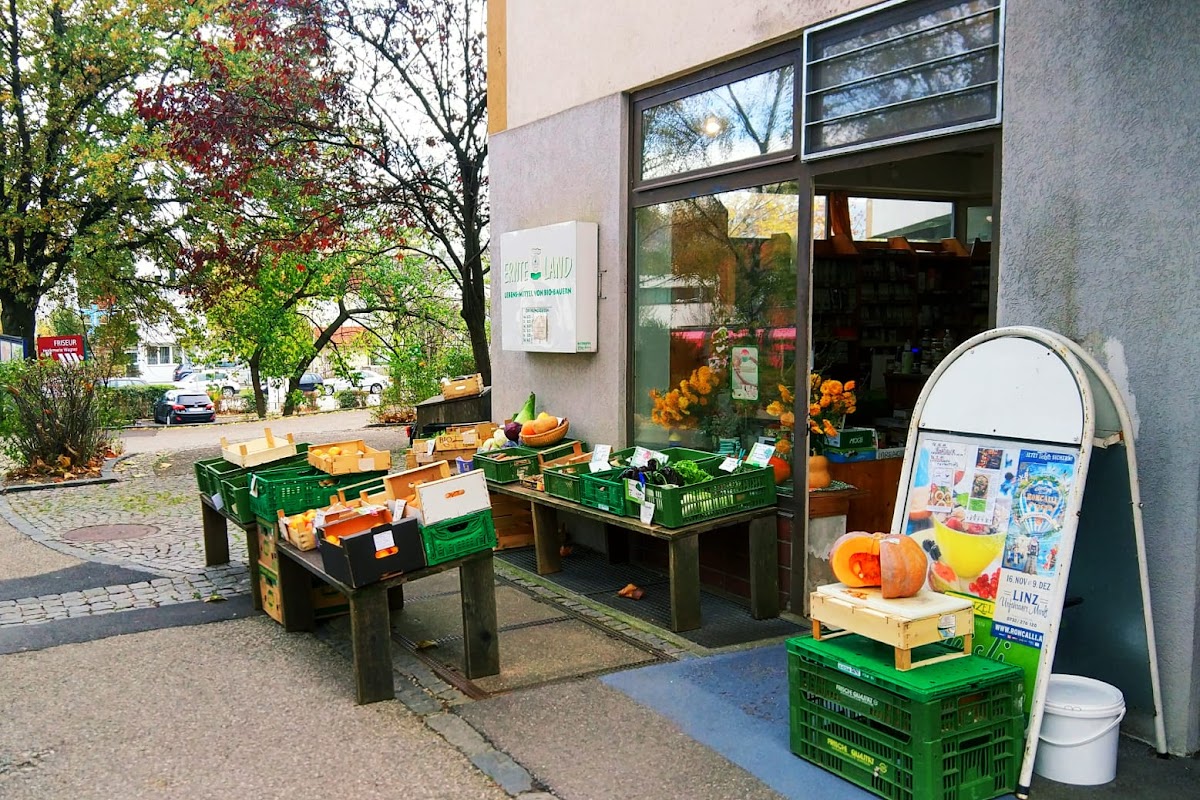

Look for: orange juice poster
[904,433,1079,708]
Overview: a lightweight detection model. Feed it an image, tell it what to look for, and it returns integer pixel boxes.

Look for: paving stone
[468,750,535,796]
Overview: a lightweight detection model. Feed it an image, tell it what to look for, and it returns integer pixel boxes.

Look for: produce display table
[200,494,500,704]
[487,481,778,632]
[275,539,499,704]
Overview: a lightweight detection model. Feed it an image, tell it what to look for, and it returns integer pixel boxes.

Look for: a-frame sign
[889,326,1165,796]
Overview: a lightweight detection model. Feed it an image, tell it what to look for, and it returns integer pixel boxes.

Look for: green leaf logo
[529,271,542,280]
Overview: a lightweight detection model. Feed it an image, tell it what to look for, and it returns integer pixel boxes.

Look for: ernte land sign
[499,221,598,353]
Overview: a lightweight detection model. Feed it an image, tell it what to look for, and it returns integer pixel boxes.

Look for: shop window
[967,204,993,242]
[633,183,798,481]
[803,0,1003,158]
[812,195,829,239]
[640,63,794,182]
[849,197,953,241]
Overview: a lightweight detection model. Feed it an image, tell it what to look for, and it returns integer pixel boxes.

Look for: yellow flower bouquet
[807,373,856,454]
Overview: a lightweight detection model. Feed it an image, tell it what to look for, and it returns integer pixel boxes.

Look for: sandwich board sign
[890,326,1165,797]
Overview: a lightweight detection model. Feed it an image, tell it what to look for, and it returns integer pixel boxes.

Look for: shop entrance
[796,131,1000,601]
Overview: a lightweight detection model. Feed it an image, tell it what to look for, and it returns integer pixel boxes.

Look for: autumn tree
[328,0,491,382]
[0,0,209,354]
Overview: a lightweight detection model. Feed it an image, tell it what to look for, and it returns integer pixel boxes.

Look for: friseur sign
[36,334,85,363]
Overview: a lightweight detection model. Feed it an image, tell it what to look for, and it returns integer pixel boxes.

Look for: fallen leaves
[617,583,645,601]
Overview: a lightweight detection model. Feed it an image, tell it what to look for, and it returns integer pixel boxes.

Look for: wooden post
[201,498,230,566]
[531,501,560,575]
[349,584,393,704]
[459,552,500,679]
[748,515,780,620]
[668,535,702,632]
[277,550,314,632]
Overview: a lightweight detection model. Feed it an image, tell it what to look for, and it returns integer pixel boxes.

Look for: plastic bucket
[1033,674,1126,785]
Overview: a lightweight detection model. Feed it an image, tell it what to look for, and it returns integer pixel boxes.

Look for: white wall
[504,0,874,130]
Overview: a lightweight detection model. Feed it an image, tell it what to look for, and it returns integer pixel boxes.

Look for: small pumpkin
[808,454,832,490]
[768,455,792,484]
[829,531,928,598]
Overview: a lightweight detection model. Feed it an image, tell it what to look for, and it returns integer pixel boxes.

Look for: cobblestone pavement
[0,452,252,628]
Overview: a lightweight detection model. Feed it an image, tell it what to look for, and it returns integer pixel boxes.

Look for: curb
[0,454,132,495]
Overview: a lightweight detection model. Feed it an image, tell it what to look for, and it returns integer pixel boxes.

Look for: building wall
[488,94,629,448]
[500,0,873,131]
[999,0,1200,754]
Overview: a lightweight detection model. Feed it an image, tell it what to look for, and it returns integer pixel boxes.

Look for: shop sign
[499,221,598,353]
[36,334,85,363]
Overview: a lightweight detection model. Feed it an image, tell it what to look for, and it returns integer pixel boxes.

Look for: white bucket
[1033,674,1126,786]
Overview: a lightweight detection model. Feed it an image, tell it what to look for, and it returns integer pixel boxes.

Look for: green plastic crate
[421,509,496,566]
[791,698,1022,800]
[607,446,722,469]
[578,468,632,516]
[474,446,540,483]
[642,461,776,527]
[542,461,597,503]
[194,457,226,494]
[248,468,388,521]
[201,458,244,497]
[197,446,310,496]
[218,473,257,524]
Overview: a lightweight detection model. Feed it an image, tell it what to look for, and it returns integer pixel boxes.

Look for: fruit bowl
[519,417,569,447]
[931,515,1005,580]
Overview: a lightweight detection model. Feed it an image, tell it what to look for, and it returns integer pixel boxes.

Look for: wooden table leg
[201,499,230,566]
[349,583,394,704]
[245,521,263,611]
[668,535,701,632]
[748,515,780,620]
[532,502,561,575]
[459,552,500,679]
[277,551,314,632]
[387,585,405,611]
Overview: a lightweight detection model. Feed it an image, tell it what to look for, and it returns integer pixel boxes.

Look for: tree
[0,0,203,354]
[329,0,491,382]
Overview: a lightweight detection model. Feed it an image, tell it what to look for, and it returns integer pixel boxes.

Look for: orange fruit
[534,416,557,434]
[328,446,342,456]
[520,422,538,437]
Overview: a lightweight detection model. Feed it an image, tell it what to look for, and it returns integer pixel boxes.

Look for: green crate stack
[197,445,310,496]
[218,473,257,524]
[643,461,776,527]
[421,509,497,566]
[194,457,225,495]
[247,468,388,524]
[787,635,1025,800]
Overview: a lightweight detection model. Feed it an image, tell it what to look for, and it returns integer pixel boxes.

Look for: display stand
[889,326,1165,797]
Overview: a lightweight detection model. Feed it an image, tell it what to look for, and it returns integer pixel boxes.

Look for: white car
[174,370,241,398]
[325,369,391,395]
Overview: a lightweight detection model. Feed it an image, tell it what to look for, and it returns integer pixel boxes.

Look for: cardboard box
[824,427,877,450]
[316,503,392,541]
[316,517,426,588]
[413,470,491,526]
[258,566,283,624]
[824,446,877,463]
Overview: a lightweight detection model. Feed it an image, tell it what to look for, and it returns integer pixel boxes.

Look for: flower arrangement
[649,364,721,429]
[806,373,856,455]
[764,384,796,459]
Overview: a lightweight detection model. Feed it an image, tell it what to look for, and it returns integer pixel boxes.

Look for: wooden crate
[435,422,497,451]
[308,439,391,475]
[536,441,589,469]
[441,373,483,398]
[276,509,317,551]
[810,583,974,671]
[490,493,534,550]
[221,428,298,468]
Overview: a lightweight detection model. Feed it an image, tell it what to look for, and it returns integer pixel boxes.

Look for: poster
[730,346,759,400]
[903,432,1079,707]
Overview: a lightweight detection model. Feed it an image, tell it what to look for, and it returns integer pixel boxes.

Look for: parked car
[153,389,216,425]
[298,372,324,393]
[103,377,149,389]
[174,370,240,397]
[172,364,193,382]
[324,369,391,395]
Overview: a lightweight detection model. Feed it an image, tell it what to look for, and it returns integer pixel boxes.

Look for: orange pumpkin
[768,455,792,484]
[807,455,832,490]
[829,531,928,598]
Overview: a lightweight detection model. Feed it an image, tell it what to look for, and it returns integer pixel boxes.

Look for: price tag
[462,430,478,446]
[591,444,611,468]
[630,447,652,467]
[640,502,655,525]
[747,442,775,467]
[649,448,669,465]
[719,457,740,473]
[588,460,608,473]
[249,475,260,497]
[358,458,375,472]
[426,440,436,456]
[626,479,646,503]
[211,493,224,511]
[373,530,396,552]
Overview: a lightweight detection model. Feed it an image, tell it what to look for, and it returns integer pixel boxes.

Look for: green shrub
[0,359,117,471]
[336,388,365,409]
[98,384,175,424]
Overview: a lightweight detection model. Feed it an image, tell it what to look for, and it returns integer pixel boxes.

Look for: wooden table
[200,494,500,704]
[275,540,500,704]
[487,482,779,632]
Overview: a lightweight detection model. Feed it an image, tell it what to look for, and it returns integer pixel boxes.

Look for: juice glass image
[931,515,1006,579]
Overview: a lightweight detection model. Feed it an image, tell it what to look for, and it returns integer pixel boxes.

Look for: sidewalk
[1,433,1194,799]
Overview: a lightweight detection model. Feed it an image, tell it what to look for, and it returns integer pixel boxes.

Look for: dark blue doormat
[495,545,806,649]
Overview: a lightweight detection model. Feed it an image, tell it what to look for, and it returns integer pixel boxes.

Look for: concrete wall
[999,0,1200,755]
[503,0,873,130]
[488,94,629,448]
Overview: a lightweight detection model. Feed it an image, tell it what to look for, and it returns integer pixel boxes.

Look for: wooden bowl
[519,418,569,447]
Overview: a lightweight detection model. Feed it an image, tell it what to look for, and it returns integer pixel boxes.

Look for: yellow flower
[766,400,784,417]
[843,380,856,392]
[820,395,832,408]
[780,411,795,429]
[778,384,794,404]
[823,380,843,396]
[775,437,791,455]
[822,419,837,436]
[809,403,821,416]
